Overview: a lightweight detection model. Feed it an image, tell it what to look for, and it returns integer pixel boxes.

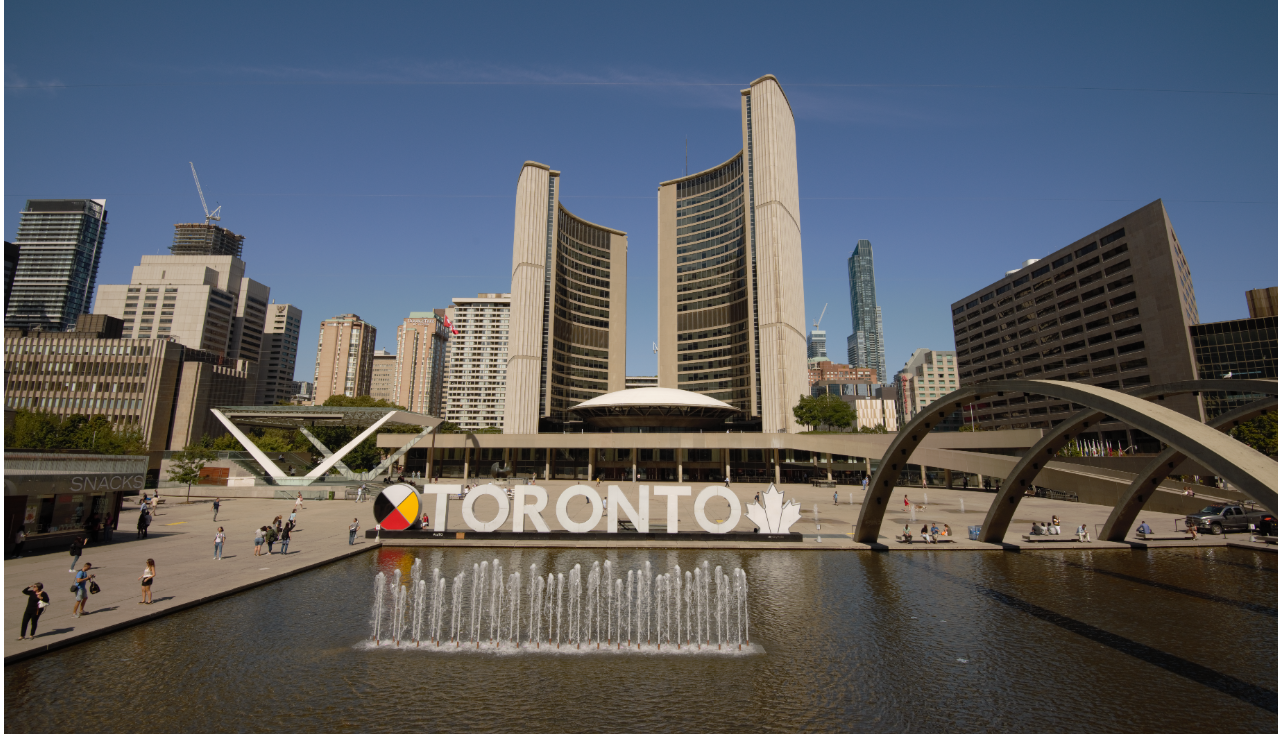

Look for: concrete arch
[977,379,1278,543]
[1101,395,1278,541]
[852,379,1278,544]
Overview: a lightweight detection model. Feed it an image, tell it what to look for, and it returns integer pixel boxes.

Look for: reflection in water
[6,548,1278,732]
[368,557,752,652]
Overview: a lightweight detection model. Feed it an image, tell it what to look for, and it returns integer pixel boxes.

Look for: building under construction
[171,223,244,258]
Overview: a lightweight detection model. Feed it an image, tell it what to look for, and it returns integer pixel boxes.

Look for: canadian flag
[443,315,459,335]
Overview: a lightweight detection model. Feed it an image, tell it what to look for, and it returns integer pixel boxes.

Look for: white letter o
[555,484,603,533]
[461,483,510,532]
[694,486,741,534]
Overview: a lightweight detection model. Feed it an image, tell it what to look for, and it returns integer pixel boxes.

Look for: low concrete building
[4,451,146,553]
[369,349,397,404]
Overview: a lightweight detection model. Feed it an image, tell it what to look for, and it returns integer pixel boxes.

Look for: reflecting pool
[6,547,1278,732]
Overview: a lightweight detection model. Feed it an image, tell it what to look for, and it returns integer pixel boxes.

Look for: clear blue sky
[7,2,1275,382]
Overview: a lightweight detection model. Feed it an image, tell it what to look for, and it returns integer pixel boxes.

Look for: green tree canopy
[793,394,857,432]
[167,445,216,501]
[1232,414,1278,457]
[4,410,149,454]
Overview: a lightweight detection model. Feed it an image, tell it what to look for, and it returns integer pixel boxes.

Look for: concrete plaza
[5,479,1237,663]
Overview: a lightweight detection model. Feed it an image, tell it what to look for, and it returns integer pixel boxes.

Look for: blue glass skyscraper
[846,239,885,381]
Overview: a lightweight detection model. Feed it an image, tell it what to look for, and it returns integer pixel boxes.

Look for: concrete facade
[951,200,1201,450]
[255,303,303,406]
[444,293,510,432]
[93,255,269,365]
[312,314,376,403]
[369,349,397,404]
[394,311,449,416]
[504,163,627,433]
[656,76,807,433]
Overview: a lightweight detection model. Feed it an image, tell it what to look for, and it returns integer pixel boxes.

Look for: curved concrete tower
[657,75,807,432]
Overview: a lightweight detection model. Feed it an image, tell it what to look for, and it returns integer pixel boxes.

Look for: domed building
[566,387,752,432]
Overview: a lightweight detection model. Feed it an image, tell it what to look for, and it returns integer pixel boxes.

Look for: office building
[952,200,1199,449]
[313,314,377,403]
[94,255,270,363]
[897,348,959,422]
[807,328,827,365]
[256,303,303,405]
[656,75,807,433]
[170,223,244,258]
[846,240,886,383]
[394,311,450,416]
[4,314,257,450]
[292,381,313,405]
[808,360,876,387]
[445,293,510,432]
[6,199,109,332]
[505,164,627,433]
[1246,287,1278,318]
[369,349,397,404]
[626,375,659,389]
[1191,294,1278,419]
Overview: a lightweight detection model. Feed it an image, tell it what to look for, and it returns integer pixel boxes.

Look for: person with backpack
[265,523,278,554]
[20,582,49,639]
[280,521,293,555]
[68,536,87,572]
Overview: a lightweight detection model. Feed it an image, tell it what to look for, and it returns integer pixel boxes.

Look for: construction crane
[189,162,222,225]
[813,303,828,330]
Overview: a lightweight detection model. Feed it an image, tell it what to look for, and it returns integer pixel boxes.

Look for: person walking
[288,509,298,528]
[254,526,266,556]
[357,484,365,503]
[13,527,26,558]
[137,509,148,539]
[349,517,360,545]
[903,495,910,513]
[280,521,293,555]
[72,563,95,617]
[68,536,86,572]
[212,498,221,522]
[20,582,50,639]
[295,492,305,511]
[214,527,226,560]
[139,559,156,604]
[862,475,869,493]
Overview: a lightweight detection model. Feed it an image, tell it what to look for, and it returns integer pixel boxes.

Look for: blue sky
[7,1,1275,382]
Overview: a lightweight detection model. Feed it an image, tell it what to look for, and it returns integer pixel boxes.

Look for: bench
[1135,531,1190,541]
[895,535,955,544]
[1253,535,1278,545]
[1022,535,1080,542]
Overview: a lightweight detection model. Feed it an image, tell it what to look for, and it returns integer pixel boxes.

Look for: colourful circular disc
[374,484,421,530]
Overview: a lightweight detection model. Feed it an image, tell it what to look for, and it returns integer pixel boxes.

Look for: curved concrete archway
[852,379,1278,544]
[1101,395,1278,541]
[977,380,1278,543]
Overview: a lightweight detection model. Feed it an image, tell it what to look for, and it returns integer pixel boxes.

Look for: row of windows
[952,230,1127,316]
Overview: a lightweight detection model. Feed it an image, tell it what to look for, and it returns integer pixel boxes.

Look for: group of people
[1029,515,1064,535]
[254,510,299,556]
[901,522,952,543]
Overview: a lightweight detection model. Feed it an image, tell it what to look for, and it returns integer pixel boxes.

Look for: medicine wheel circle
[374,484,421,531]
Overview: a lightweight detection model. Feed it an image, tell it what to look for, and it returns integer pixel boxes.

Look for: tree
[793,394,857,432]
[793,396,819,431]
[168,446,215,502]
[1232,414,1278,457]
[5,410,149,454]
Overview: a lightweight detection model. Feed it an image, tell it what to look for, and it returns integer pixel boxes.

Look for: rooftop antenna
[189,162,222,225]
[813,302,828,330]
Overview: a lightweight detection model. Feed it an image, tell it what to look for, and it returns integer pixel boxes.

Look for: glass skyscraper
[847,239,885,381]
[6,199,108,332]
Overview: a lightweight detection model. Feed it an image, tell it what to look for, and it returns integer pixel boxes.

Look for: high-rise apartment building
[255,303,303,405]
[369,349,397,404]
[807,328,827,365]
[6,200,109,332]
[505,164,627,433]
[5,242,19,312]
[312,314,377,403]
[846,239,886,383]
[656,75,807,433]
[394,311,450,416]
[951,200,1199,450]
[170,223,244,258]
[94,255,269,363]
[897,348,959,422]
[445,294,510,431]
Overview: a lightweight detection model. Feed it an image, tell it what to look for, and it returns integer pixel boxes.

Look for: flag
[443,315,459,336]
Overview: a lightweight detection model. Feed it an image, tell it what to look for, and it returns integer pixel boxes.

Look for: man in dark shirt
[20,583,49,639]
[280,521,293,555]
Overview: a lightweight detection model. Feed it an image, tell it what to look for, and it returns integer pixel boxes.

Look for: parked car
[1185,505,1275,535]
